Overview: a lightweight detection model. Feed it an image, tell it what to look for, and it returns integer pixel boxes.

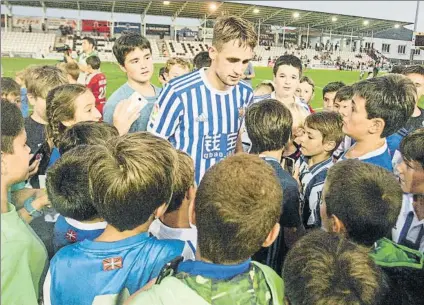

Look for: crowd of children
[1,14,424,305]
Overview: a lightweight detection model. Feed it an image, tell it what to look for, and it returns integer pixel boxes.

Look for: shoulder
[148,236,186,256]
[167,70,203,93]
[108,83,134,103]
[237,80,254,94]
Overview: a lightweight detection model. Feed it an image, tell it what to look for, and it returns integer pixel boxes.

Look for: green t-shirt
[1,203,48,305]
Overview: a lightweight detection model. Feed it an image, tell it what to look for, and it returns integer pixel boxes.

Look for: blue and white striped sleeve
[147,86,184,140]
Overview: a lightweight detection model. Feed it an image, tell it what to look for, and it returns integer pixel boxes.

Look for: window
[412,48,421,56]
[365,42,374,49]
[398,45,406,54]
[382,44,390,53]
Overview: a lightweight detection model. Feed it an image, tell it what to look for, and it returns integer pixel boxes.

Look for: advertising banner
[82,20,110,33]
[12,16,43,30]
[114,22,141,34]
[146,24,170,36]
[47,18,77,30]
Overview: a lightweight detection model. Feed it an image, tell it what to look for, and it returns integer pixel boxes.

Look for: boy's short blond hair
[212,16,258,51]
[25,65,68,99]
[164,57,191,74]
[305,111,344,153]
[58,62,81,82]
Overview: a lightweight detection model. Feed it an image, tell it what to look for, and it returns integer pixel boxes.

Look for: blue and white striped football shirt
[148,68,254,184]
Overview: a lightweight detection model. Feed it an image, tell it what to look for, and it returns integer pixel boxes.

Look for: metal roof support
[76,0,81,32]
[238,5,255,17]
[172,1,189,22]
[333,19,358,31]
[261,8,284,23]
[286,12,313,27]
[141,1,152,22]
[110,1,115,36]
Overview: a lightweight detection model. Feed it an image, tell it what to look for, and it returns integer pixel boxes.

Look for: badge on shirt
[65,229,77,243]
[103,257,123,271]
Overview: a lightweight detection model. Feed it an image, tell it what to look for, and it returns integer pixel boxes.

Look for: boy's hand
[28,155,40,178]
[32,190,50,210]
[113,99,143,136]
[293,163,301,189]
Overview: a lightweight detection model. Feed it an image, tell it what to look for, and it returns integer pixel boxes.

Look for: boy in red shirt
[85,56,107,115]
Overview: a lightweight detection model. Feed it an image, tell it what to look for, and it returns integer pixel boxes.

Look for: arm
[65,54,90,73]
[43,269,52,305]
[147,86,184,140]
[16,190,50,224]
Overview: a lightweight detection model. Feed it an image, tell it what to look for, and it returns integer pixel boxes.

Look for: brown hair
[305,111,344,152]
[58,62,81,82]
[1,99,24,154]
[46,84,89,147]
[324,159,403,246]
[88,132,178,231]
[166,150,195,213]
[212,16,258,51]
[164,57,191,74]
[195,154,282,264]
[25,65,68,99]
[299,76,315,91]
[283,230,388,305]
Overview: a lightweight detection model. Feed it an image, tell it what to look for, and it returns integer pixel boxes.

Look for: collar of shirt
[177,258,251,280]
[80,232,150,250]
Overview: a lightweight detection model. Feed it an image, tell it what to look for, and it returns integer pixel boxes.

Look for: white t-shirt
[149,219,197,260]
[392,194,424,252]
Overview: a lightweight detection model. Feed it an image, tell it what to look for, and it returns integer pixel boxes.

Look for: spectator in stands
[163,57,191,83]
[401,66,424,132]
[65,36,97,84]
[148,16,257,185]
[57,62,80,84]
[1,100,49,305]
[322,81,345,111]
[295,76,315,113]
[158,67,166,86]
[127,154,284,305]
[321,159,424,305]
[243,61,255,87]
[1,77,21,110]
[193,51,211,70]
[283,230,388,305]
[85,56,107,115]
[103,32,161,133]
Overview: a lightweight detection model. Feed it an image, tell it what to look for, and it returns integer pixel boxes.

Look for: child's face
[63,91,101,127]
[323,91,337,111]
[121,47,154,85]
[298,123,326,157]
[274,65,300,98]
[29,95,48,121]
[397,159,424,194]
[165,65,190,82]
[2,93,20,108]
[406,73,424,101]
[342,94,373,141]
[295,82,314,104]
[334,99,352,118]
[2,129,31,184]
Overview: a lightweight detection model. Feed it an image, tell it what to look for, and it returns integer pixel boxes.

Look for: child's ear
[154,202,169,219]
[119,64,127,74]
[323,140,337,153]
[27,93,36,106]
[185,185,196,202]
[369,118,385,135]
[262,223,280,247]
[61,119,76,127]
[330,215,346,234]
[188,199,196,226]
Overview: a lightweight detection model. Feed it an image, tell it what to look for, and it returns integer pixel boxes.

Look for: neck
[1,182,10,213]
[95,220,151,242]
[127,79,155,97]
[82,217,104,224]
[412,105,421,117]
[160,209,191,229]
[275,92,295,105]
[283,142,297,157]
[31,113,48,125]
[308,152,330,167]
[259,150,283,161]
[347,136,385,158]
[205,67,231,91]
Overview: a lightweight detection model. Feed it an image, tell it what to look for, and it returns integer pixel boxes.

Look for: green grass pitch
[2,57,423,109]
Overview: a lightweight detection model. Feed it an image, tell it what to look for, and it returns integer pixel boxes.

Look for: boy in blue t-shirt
[245,98,303,272]
[43,132,190,305]
[295,111,344,229]
[340,74,416,171]
[103,32,161,133]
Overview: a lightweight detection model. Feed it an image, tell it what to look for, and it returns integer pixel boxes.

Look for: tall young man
[148,16,257,184]
[65,36,97,83]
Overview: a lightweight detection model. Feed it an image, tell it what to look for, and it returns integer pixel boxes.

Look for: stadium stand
[1,31,55,55]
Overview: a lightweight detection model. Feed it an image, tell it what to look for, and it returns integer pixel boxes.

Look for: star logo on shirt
[65,229,77,243]
[103,257,123,271]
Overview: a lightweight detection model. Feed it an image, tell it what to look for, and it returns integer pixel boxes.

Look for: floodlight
[332,17,337,22]
[394,24,400,28]
[363,20,369,26]
[253,8,260,14]
[163,1,170,5]
[210,3,217,11]
[293,12,300,18]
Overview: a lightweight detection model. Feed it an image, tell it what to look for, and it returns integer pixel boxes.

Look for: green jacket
[370,238,424,305]
[127,261,284,305]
